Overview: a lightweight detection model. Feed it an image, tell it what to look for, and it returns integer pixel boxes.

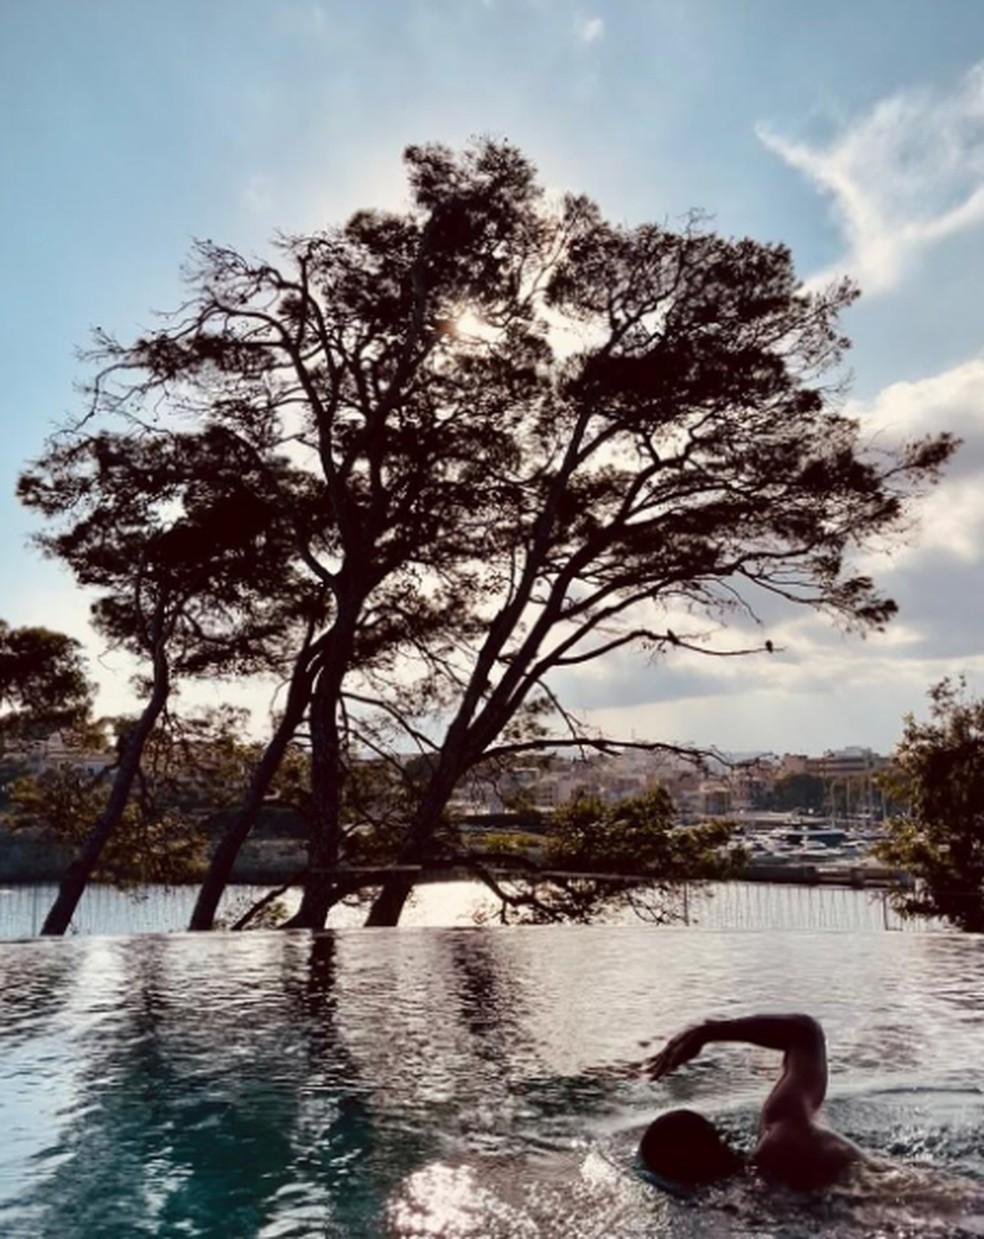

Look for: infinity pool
[1,927,982,1237]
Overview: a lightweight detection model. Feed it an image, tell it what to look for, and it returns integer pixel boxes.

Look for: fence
[683,880,940,932]
[0,877,950,939]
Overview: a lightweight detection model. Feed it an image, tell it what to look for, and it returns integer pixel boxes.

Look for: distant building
[805,747,888,819]
[807,746,887,780]
[443,742,890,824]
[698,780,732,816]
[4,732,112,779]
[729,754,779,810]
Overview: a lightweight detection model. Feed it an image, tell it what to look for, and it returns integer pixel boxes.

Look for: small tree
[0,619,92,746]
[875,678,984,932]
[19,429,310,933]
[771,772,826,813]
[471,789,744,924]
[6,706,260,888]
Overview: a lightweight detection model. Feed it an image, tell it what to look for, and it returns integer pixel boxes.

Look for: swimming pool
[1,927,981,1237]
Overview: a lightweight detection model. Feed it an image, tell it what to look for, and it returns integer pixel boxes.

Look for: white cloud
[577,16,604,44]
[759,63,984,294]
[579,656,984,753]
[552,353,984,749]
[848,357,984,564]
[884,474,984,564]
[852,358,984,438]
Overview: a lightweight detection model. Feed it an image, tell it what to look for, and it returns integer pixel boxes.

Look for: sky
[3,0,984,756]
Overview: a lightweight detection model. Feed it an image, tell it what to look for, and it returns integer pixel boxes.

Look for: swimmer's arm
[698,1014,825,1056]
[646,1014,827,1109]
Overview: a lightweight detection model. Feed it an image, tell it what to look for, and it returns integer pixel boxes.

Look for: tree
[45,139,955,932]
[0,619,92,746]
[875,678,984,932]
[469,789,744,924]
[18,429,312,933]
[224,747,432,931]
[68,141,552,930]
[771,772,825,813]
[5,706,260,888]
[358,155,955,926]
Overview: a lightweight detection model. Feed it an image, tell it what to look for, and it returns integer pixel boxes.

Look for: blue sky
[4,0,984,753]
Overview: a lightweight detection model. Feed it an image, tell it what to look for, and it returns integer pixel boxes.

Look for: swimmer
[639,1013,864,1192]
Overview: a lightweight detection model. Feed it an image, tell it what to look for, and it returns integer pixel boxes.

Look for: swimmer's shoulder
[754,1118,862,1191]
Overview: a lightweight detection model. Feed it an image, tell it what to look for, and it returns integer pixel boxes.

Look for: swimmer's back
[752,1014,862,1190]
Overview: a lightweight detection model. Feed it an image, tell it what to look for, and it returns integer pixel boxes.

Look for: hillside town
[2,733,890,821]
[449,744,889,821]
[0,731,899,881]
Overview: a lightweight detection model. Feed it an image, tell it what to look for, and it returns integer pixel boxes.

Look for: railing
[0,876,953,938]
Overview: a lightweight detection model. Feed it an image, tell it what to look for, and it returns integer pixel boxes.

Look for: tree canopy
[19,138,958,932]
[0,620,92,745]
[876,678,984,932]
[769,772,826,813]
[17,428,318,933]
[471,790,744,926]
[352,144,955,927]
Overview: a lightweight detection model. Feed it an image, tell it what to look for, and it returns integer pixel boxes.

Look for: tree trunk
[40,647,170,936]
[282,661,345,930]
[364,766,462,927]
[188,652,319,930]
[364,640,523,928]
[364,871,417,927]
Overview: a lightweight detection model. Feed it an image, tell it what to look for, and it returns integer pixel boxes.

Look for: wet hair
[639,1109,744,1186]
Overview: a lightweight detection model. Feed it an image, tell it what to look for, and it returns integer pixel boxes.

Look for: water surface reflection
[0,928,980,1237]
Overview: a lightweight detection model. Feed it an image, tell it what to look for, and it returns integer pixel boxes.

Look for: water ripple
[0,927,981,1237]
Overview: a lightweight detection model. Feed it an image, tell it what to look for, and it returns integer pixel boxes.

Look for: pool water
[1,926,982,1237]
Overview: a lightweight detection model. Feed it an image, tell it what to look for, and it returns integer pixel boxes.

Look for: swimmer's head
[639,1109,745,1186]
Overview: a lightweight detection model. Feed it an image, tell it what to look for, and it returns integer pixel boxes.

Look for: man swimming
[639,1012,864,1192]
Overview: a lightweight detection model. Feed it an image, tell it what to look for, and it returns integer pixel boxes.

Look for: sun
[451,307,499,342]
